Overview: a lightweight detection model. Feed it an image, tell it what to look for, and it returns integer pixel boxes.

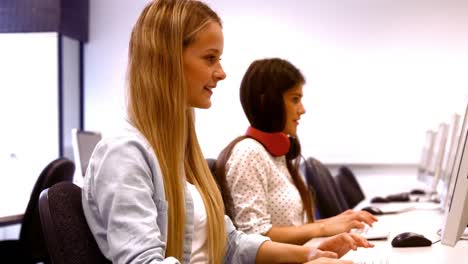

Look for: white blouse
[225,138,306,235]
[186,182,208,264]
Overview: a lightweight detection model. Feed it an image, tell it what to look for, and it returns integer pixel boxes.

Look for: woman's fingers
[319,233,355,257]
[356,211,378,225]
[346,211,377,227]
[332,211,377,228]
[304,257,354,264]
[340,233,358,251]
[349,233,375,248]
[349,220,365,230]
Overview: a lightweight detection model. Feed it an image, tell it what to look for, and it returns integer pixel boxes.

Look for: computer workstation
[366,128,440,205]
[413,108,467,207]
[440,109,468,246]
[364,106,466,215]
[352,120,457,243]
[343,104,468,263]
[367,110,466,212]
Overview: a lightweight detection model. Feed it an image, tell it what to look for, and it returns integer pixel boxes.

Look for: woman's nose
[300,103,306,115]
[214,64,227,80]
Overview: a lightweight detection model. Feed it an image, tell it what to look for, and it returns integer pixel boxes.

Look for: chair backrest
[301,157,349,219]
[39,182,111,264]
[206,158,235,220]
[335,166,365,208]
[206,158,217,176]
[19,157,75,262]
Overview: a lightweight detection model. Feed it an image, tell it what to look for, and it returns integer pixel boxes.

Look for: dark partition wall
[0,0,88,42]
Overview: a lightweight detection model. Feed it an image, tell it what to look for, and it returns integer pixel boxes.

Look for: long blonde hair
[127,0,226,262]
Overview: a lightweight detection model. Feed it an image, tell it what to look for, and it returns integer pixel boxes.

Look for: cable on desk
[432,239,441,244]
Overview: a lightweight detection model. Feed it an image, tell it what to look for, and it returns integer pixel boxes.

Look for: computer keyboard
[352,224,390,240]
[354,258,389,264]
[386,192,410,202]
[375,203,416,214]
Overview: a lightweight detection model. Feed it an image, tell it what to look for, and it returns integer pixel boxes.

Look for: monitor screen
[442,105,468,210]
[439,114,462,205]
[430,123,449,192]
[417,130,436,180]
[71,129,102,177]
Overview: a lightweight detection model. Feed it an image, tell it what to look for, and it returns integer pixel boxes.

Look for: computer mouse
[391,232,432,247]
[370,196,390,203]
[361,206,384,215]
[410,189,426,195]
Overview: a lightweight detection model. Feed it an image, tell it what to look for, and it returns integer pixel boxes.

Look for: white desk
[0,161,32,236]
[0,175,31,221]
[339,201,468,263]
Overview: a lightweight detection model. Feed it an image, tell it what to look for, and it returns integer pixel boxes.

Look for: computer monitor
[442,105,468,210]
[439,114,462,204]
[417,130,436,181]
[418,125,448,187]
[429,123,449,193]
[71,129,102,178]
[441,105,468,246]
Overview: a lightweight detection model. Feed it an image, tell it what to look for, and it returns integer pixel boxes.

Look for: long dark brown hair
[215,58,315,223]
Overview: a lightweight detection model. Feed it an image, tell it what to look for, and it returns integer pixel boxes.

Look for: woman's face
[282,84,306,136]
[183,21,226,109]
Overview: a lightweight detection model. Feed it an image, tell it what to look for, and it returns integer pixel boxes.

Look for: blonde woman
[82,1,369,263]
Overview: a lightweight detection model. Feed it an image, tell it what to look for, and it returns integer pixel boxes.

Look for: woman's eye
[206,56,217,64]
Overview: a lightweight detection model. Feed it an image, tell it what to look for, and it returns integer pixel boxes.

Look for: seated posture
[81,1,366,263]
[216,58,378,245]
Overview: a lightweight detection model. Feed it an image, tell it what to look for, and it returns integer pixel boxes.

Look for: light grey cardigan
[82,125,269,263]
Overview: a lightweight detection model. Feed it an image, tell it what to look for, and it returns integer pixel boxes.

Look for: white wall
[0,33,60,238]
[84,0,468,165]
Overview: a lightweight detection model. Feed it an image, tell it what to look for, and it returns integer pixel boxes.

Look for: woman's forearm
[255,240,311,264]
[265,223,325,245]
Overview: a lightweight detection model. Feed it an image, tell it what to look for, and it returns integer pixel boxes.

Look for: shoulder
[93,126,152,159]
[231,138,270,159]
[84,125,165,198]
[227,138,278,175]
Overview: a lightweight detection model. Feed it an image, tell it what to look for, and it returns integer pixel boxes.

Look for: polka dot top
[225,138,306,235]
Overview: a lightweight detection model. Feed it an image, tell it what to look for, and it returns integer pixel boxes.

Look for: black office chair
[301,157,349,219]
[205,158,235,220]
[335,166,365,208]
[206,158,217,176]
[39,182,111,264]
[0,158,75,264]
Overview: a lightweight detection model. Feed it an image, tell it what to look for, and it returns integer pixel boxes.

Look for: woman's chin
[191,100,212,109]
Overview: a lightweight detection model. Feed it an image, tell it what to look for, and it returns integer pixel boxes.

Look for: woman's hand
[317,233,374,258]
[307,248,338,260]
[320,210,378,236]
[304,257,353,264]
[339,209,378,226]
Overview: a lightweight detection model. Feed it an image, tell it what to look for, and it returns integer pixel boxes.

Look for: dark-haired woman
[216,58,377,249]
